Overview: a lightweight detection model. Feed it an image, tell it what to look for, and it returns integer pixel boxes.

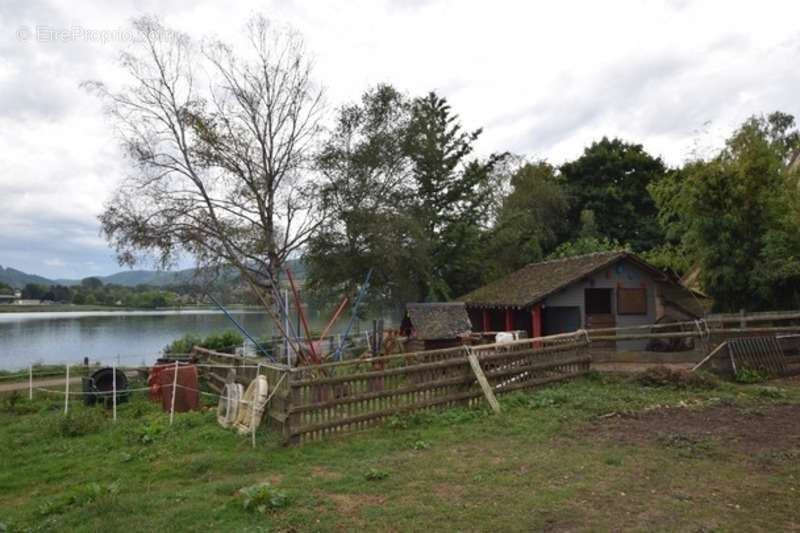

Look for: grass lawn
[1,372,799,532]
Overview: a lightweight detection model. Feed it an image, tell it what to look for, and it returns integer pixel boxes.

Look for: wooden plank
[288,355,589,413]
[288,371,585,439]
[691,342,728,372]
[466,348,500,414]
[291,342,584,387]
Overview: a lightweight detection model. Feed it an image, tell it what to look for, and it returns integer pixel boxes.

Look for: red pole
[482,308,491,332]
[505,308,513,332]
[531,305,542,338]
[318,297,348,344]
[285,268,320,364]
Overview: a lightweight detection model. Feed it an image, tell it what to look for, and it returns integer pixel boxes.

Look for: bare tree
[85,15,324,304]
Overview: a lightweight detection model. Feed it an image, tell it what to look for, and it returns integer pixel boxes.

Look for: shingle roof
[659,283,709,318]
[460,251,667,309]
[406,302,472,340]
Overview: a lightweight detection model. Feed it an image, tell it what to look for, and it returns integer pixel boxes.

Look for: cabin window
[585,288,613,314]
[618,288,647,315]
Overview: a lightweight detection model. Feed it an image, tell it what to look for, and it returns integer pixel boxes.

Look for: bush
[364,468,389,481]
[236,482,290,514]
[735,368,768,384]
[164,330,244,355]
[634,366,719,390]
[55,409,107,437]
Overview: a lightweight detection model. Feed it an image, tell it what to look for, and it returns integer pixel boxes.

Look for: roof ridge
[522,249,626,269]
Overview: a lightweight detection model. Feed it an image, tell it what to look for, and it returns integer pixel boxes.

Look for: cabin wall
[543,260,658,350]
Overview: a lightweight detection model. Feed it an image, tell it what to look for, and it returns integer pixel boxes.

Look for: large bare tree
[86,15,324,304]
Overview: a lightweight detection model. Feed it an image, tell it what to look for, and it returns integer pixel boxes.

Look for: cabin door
[584,288,615,349]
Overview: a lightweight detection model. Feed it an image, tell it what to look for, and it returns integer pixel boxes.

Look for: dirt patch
[310,465,342,480]
[326,493,386,517]
[588,404,800,454]
[431,482,465,501]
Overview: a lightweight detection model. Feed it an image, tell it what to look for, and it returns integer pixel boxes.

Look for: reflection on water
[0,309,356,370]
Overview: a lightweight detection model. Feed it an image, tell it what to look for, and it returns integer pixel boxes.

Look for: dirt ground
[588,402,800,454]
[0,377,81,393]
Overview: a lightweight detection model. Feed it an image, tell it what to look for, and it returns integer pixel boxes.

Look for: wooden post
[531,305,542,338]
[64,365,70,416]
[505,308,513,332]
[466,348,500,414]
[482,308,491,332]
[112,361,117,423]
[169,361,179,425]
[251,365,260,449]
[287,371,301,446]
[28,365,33,401]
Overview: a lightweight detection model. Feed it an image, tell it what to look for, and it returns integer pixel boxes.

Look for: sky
[1,0,799,280]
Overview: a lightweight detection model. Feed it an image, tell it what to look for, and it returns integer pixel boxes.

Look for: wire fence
[9,360,287,449]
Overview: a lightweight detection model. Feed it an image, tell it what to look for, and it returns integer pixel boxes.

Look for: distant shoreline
[0,303,261,313]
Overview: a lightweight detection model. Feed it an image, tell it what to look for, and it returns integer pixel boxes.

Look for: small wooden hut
[401,302,473,351]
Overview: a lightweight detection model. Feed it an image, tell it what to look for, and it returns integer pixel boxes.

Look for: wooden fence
[284,332,589,445]
[194,332,591,446]
[191,310,800,445]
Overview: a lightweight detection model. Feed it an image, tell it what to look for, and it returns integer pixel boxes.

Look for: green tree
[651,112,800,311]
[21,283,47,300]
[403,92,506,300]
[305,86,505,306]
[483,161,569,276]
[560,137,666,251]
[81,277,104,290]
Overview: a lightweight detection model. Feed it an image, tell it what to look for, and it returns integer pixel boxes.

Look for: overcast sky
[2,0,799,280]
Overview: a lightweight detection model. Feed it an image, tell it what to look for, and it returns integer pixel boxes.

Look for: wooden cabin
[460,251,706,350]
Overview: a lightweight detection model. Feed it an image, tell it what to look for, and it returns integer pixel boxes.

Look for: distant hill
[55,268,197,288]
[0,265,54,289]
[1,259,306,289]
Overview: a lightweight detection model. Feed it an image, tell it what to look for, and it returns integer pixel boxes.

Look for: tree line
[20,277,180,308]
[91,15,800,314]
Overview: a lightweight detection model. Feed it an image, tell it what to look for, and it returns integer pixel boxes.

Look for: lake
[0,309,371,370]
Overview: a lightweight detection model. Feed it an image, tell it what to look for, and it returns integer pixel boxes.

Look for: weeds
[54,409,107,438]
[735,368,769,384]
[364,468,389,481]
[635,367,719,389]
[657,432,717,459]
[236,482,290,514]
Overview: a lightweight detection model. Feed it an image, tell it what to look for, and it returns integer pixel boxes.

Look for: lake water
[0,309,368,370]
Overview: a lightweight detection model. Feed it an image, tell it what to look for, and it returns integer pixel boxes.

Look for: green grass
[1,373,799,532]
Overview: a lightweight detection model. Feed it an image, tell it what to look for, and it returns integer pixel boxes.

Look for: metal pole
[28,365,33,401]
[112,361,117,423]
[207,294,272,359]
[284,289,290,365]
[169,361,179,425]
[64,364,70,416]
[334,269,373,361]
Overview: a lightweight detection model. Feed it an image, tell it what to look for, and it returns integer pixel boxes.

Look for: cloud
[2,0,800,278]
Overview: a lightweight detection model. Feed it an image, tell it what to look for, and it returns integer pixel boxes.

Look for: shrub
[634,366,719,389]
[55,409,107,437]
[735,368,768,384]
[236,482,290,514]
[364,468,389,481]
[164,330,244,355]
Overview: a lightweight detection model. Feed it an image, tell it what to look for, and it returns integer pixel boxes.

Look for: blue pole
[334,269,373,361]
[207,293,273,360]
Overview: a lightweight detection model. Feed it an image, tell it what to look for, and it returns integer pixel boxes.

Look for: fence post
[287,370,300,446]
[64,364,70,416]
[251,364,260,449]
[28,365,33,401]
[169,360,179,425]
[112,361,117,423]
